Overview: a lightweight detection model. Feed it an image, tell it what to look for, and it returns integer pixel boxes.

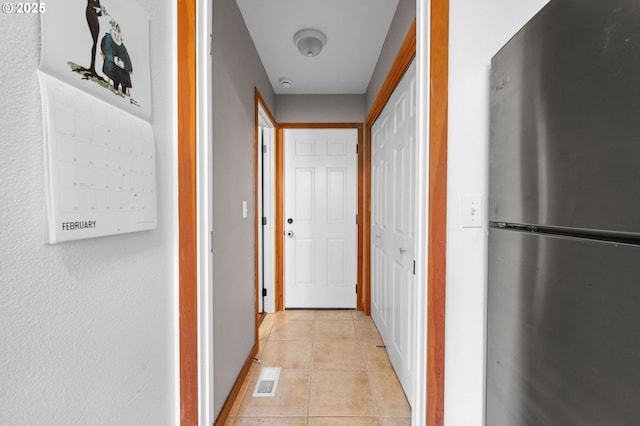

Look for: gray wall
[365,0,416,113]
[276,94,365,123]
[0,2,177,424]
[212,0,276,418]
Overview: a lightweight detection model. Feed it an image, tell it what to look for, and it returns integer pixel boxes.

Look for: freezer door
[487,228,640,425]
[489,0,640,235]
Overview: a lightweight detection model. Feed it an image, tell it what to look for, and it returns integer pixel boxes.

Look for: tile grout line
[356,315,385,421]
[306,311,316,425]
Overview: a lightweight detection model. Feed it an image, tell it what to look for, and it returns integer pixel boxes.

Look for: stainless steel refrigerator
[487,0,640,424]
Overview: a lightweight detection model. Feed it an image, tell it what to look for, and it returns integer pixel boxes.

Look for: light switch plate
[462,194,482,228]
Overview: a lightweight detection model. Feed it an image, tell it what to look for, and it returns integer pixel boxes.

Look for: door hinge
[262,288,267,297]
[413,260,416,275]
[262,144,267,154]
[262,217,267,226]
[356,214,358,224]
[210,230,214,254]
[356,143,359,154]
[355,284,358,294]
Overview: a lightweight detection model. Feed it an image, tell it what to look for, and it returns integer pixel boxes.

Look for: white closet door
[371,60,416,404]
[284,128,358,308]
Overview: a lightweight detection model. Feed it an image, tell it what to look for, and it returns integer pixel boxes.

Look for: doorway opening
[255,89,277,318]
[276,123,365,311]
[282,127,359,309]
[180,4,449,425]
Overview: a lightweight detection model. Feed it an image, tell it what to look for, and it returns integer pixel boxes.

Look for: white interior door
[371,60,416,404]
[256,120,275,313]
[258,126,265,313]
[261,126,275,313]
[258,126,276,313]
[284,128,358,309]
[257,107,276,314]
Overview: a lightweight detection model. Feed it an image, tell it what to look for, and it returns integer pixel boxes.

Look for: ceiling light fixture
[279,78,293,88]
[293,29,327,58]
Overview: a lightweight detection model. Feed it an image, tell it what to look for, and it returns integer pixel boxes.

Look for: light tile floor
[225,310,411,425]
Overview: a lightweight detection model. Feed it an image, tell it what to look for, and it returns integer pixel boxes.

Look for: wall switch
[462,194,482,228]
[242,201,248,219]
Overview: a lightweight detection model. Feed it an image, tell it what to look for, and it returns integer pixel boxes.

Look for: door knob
[286,230,295,238]
[287,218,293,224]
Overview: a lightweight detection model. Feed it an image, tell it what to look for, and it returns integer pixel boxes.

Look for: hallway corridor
[225,310,411,425]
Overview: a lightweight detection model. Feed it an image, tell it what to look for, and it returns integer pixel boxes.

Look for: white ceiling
[236,0,400,95]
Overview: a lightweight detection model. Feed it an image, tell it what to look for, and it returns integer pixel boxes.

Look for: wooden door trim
[177,0,197,424]
[276,123,364,311]
[427,1,448,425]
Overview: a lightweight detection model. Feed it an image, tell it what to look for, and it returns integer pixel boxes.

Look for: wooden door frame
[177,0,198,424]
[178,2,449,425]
[425,2,448,424]
[276,123,364,311]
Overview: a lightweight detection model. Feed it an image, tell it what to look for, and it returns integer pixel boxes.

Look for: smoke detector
[279,78,293,88]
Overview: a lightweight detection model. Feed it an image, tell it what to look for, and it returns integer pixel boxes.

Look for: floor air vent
[252,367,281,397]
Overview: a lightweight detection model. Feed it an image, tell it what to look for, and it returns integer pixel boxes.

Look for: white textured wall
[445,1,550,424]
[0,2,178,425]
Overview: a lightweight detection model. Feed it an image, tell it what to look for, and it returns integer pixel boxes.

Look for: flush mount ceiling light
[279,78,293,88]
[293,29,327,58]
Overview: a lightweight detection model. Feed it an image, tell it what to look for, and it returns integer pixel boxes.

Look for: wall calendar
[39,74,157,243]
[38,0,156,243]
